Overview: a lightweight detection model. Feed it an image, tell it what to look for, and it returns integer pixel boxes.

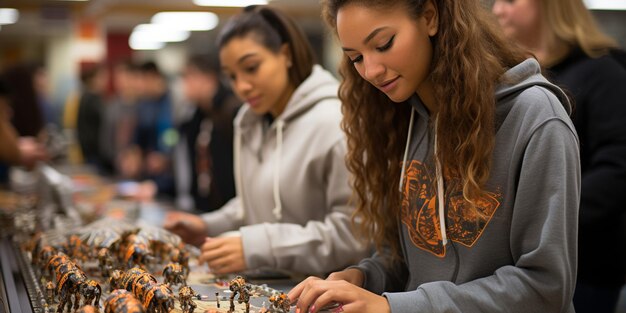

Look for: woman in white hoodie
[165,5,369,276]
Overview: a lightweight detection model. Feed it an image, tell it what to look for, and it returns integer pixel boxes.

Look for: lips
[246,96,262,107]
[377,76,400,93]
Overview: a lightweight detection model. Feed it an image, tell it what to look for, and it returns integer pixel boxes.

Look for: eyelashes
[349,35,396,64]
[376,35,395,52]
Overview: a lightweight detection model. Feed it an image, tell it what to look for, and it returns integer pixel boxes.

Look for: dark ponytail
[217,5,315,86]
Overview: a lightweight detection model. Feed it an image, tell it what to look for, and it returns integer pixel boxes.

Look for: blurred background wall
[0,0,623,124]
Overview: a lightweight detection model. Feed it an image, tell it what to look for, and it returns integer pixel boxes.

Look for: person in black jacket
[175,54,240,212]
[77,64,107,168]
[493,1,626,312]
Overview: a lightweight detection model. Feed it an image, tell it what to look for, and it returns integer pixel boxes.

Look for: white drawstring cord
[434,120,448,246]
[234,127,245,219]
[272,120,285,220]
[399,109,416,192]
[399,109,447,246]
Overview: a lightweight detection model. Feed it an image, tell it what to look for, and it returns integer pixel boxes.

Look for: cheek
[353,65,368,82]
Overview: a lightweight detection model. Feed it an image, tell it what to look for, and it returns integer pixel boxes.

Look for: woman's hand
[163,211,208,247]
[288,273,390,313]
[18,137,47,169]
[326,268,365,287]
[198,236,247,274]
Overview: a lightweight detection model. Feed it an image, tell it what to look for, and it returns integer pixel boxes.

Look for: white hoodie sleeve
[239,141,370,275]
[201,196,245,237]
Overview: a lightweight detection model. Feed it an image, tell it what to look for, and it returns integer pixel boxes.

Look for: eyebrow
[237,53,257,64]
[222,53,258,72]
[342,26,389,52]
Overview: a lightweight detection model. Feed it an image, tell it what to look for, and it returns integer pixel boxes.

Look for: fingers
[288,276,319,304]
[162,212,184,229]
[198,240,222,264]
[294,278,342,313]
[198,237,246,274]
[307,291,339,313]
[209,256,240,274]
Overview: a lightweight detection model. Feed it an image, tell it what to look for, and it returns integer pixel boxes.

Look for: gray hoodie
[354,59,580,312]
[201,65,369,275]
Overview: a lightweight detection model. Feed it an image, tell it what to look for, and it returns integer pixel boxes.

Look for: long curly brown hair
[323,0,528,259]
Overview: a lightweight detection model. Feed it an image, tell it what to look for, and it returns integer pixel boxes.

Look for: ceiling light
[151,12,219,31]
[131,24,190,42]
[0,8,19,25]
[129,40,165,51]
[193,0,268,7]
[584,0,626,10]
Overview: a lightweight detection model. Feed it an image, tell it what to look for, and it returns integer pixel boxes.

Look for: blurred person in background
[0,79,48,184]
[76,63,107,169]
[119,61,175,198]
[1,62,48,138]
[100,59,140,176]
[174,54,240,212]
[493,0,626,312]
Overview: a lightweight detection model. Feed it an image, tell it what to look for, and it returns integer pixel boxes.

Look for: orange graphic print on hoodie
[401,160,503,257]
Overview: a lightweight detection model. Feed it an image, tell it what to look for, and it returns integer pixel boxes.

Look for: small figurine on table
[163,262,185,287]
[228,276,251,313]
[178,285,197,313]
[45,280,55,304]
[268,292,291,313]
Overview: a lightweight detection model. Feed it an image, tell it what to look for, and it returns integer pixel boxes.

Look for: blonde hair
[542,0,618,57]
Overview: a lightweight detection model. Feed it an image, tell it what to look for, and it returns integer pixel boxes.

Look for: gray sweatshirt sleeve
[382,119,580,312]
[201,196,246,237]
[239,141,370,275]
[352,250,409,295]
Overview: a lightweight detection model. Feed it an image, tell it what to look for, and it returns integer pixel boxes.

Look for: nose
[492,1,504,17]
[232,77,253,97]
[362,55,385,83]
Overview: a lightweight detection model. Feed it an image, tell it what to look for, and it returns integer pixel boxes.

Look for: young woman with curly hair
[289,0,581,312]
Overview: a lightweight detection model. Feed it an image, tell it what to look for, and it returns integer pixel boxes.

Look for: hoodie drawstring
[399,109,416,192]
[234,128,245,219]
[234,120,285,221]
[272,120,285,220]
[399,109,448,246]
[433,120,448,246]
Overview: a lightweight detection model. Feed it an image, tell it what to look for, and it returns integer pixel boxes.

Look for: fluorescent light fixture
[151,12,219,31]
[0,8,19,25]
[129,40,165,50]
[131,24,190,42]
[193,0,268,7]
[584,0,626,10]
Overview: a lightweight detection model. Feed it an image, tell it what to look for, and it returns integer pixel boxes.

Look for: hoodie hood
[400,58,575,253]
[234,64,340,130]
[232,65,341,221]
[495,58,571,115]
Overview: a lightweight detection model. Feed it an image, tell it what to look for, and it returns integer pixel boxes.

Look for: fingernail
[295,308,300,313]
[332,304,344,313]
[308,305,316,313]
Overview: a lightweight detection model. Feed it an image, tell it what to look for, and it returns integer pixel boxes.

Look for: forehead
[220,35,272,61]
[336,3,409,45]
